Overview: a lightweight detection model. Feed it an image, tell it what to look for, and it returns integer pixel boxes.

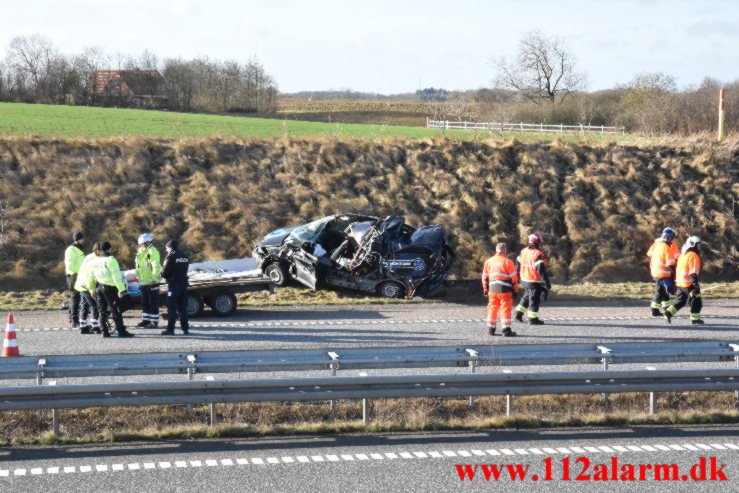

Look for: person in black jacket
[160,240,190,335]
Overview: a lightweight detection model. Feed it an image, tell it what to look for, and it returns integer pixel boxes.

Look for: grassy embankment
[2,393,739,446]
[0,101,639,143]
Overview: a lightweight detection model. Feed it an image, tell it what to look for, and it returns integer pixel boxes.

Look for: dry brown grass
[2,392,737,446]
[0,136,737,290]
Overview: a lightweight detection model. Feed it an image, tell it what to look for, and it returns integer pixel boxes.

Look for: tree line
[0,35,278,113]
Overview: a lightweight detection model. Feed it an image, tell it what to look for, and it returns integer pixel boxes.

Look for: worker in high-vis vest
[64,231,86,328]
[88,241,134,338]
[482,242,519,337]
[74,245,101,334]
[646,227,680,317]
[135,233,162,328]
[514,233,551,325]
[664,236,704,324]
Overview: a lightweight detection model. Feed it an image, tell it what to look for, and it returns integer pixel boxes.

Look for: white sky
[1,0,737,94]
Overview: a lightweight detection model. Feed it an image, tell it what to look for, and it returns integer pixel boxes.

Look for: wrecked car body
[252,214,454,298]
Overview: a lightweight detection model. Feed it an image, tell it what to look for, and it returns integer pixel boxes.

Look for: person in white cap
[135,233,162,328]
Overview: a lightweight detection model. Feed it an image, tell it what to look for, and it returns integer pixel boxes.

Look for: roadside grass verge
[0,282,736,312]
[2,392,738,446]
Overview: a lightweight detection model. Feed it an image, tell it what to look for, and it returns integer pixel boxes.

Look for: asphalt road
[4,298,738,356]
[2,426,738,492]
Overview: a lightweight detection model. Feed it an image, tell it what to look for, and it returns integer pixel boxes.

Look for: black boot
[528,318,544,325]
[161,329,175,335]
[487,326,496,336]
[117,328,134,338]
[514,312,524,322]
[502,328,517,337]
[691,319,705,325]
[651,308,661,317]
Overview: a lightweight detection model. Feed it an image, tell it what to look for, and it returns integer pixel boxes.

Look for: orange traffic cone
[2,313,19,357]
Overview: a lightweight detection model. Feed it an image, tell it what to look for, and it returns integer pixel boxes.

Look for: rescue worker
[88,241,134,338]
[64,231,85,328]
[646,227,680,316]
[514,233,551,325]
[135,233,162,328]
[160,240,190,335]
[74,243,100,334]
[482,243,519,337]
[664,236,704,324]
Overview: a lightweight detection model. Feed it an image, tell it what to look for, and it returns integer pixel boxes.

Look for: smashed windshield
[288,216,332,243]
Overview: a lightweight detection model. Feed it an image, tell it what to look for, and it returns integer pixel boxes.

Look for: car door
[291,249,318,289]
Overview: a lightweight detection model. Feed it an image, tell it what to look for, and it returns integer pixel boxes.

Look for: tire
[206,291,238,317]
[377,281,405,299]
[265,262,288,286]
[186,294,205,318]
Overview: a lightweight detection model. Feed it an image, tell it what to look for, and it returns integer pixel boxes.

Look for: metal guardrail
[1,368,737,412]
[2,341,737,381]
[428,119,626,135]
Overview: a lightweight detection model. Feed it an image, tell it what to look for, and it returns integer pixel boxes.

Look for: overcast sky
[2,0,737,94]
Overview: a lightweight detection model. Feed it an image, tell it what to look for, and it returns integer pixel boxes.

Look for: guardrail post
[205,377,217,427]
[506,395,513,416]
[647,366,656,414]
[187,355,197,416]
[597,346,613,409]
[328,352,340,412]
[466,349,479,406]
[48,380,60,436]
[359,371,370,425]
[730,344,739,400]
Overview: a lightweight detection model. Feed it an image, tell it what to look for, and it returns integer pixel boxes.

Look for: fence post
[597,346,612,410]
[647,366,656,414]
[506,395,513,416]
[718,88,726,142]
[466,349,478,406]
[730,344,739,400]
[187,354,197,416]
[328,352,340,412]
[520,122,523,132]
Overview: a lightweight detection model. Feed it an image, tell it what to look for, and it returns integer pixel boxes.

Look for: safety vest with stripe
[517,247,546,283]
[64,244,85,275]
[89,254,126,292]
[135,244,162,285]
[676,250,700,288]
[647,239,679,279]
[482,253,519,294]
[74,253,97,294]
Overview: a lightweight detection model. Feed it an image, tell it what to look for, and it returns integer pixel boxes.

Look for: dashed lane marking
[3,441,738,478]
[15,313,736,333]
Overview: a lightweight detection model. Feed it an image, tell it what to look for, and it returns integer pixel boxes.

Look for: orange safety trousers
[487,292,513,329]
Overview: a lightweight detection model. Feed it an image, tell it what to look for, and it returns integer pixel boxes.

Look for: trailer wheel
[377,281,405,299]
[186,294,205,318]
[207,291,238,317]
[265,262,288,286]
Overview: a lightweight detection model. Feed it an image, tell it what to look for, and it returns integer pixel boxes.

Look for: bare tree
[6,35,57,102]
[493,30,587,103]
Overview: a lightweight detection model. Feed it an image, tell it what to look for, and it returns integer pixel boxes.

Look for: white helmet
[138,233,153,245]
[681,235,701,254]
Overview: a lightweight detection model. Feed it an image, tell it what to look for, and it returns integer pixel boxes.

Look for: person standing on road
[160,240,190,335]
[664,236,704,325]
[514,233,551,325]
[646,227,680,317]
[482,243,519,337]
[89,241,134,338]
[64,231,85,328]
[135,233,162,329]
[74,244,101,334]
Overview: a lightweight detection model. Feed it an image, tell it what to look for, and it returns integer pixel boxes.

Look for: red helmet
[528,233,542,245]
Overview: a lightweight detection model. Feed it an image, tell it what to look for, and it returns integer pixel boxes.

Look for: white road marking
[112,464,124,471]
[341,454,355,461]
[221,459,234,466]
[569,447,586,453]
[159,462,172,469]
[640,445,657,452]
[175,461,188,468]
[514,449,529,455]
[31,468,43,475]
[584,446,601,453]
[612,446,629,452]
[384,453,399,459]
[144,463,156,469]
[356,454,370,460]
[500,449,515,455]
[95,465,108,472]
[456,451,472,457]
[542,448,558,454]
[556,448,572,454]
[47,467,60,474]
[190,460,203,467]
[442,451,457,457]
[236,458,250,465]
[0,470,8,477]
[79,466,92,473]
[655,445,672,451]
[310,456,324,462]
[412,452,427,459]
[64,466,76,473]
[471,450,486,456]
[326,455,340,462]
[598,446,616,453]
[709,444,727,450]
[626,446,643,452]
[280,457,294,463]
[528,448,545,454]
[668,445,685,451]
[724,444,739,450]
[486,449,501,456]
[14,469,27,476]
[370,453,385,460]
[266,457,281,464]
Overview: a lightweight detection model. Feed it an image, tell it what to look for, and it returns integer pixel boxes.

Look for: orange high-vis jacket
[647,239,679,279]
[482,253,519,294]
[676,250,700,288]
[517,247,546,283]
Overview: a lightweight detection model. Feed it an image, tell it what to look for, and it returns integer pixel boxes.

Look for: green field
[0,102,638,142]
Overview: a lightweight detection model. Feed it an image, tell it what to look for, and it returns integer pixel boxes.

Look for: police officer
[89,241,134,338]
[160,240,190,335]
[74,244,100,334]
[64,232,85,328]
[135,233,162,328]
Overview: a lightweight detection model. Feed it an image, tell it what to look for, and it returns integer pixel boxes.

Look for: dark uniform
[161,242,190,335]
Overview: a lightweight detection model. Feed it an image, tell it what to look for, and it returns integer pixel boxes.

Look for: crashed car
[253,214,454,298]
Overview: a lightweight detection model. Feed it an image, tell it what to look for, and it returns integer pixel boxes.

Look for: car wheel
[377,281,405,299]
[186,294,205,318]
[265,263,288,286]
[207,291,238,317]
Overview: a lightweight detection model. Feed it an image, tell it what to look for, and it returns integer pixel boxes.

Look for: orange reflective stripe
[483,254,518,290]
[648,241,674,278]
